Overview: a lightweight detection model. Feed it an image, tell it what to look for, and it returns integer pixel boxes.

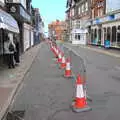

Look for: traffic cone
[57,51,62,63]
[60,55,66,69]
[72,74,91,113]
[50,44,54,53]
[56,48,59,57]
[54,46,58,58]
[64,58,72,77]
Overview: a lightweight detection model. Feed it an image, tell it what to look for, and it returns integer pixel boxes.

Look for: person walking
[4,35,16,68]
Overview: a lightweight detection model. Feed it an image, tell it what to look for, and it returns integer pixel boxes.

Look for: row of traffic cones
[50,43,72,78]
[49,42,91,113]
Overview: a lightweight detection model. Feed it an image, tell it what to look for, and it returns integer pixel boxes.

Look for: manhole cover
[6,110,25,120]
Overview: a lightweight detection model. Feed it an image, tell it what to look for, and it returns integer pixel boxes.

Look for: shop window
[104,28,107,40]
[78,6,81,15]
[78,34,80,40]
[82,4,84,13]
[91,29,94,42]
[0,29,4,55]
[85,2,88,11]
[107,27,111,41]
[94,29,97,39]
[117,26,120,43]
[112,26,116,43]
[98,29,101,41]
[75,34,78,40]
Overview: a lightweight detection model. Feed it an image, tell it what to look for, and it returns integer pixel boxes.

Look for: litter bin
[104,40,110,48]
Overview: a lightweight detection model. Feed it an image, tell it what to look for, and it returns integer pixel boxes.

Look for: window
[117,26,120,42]
[91,29,94,42]
[0,29,3,55]
[78,21,80,28]
[94,29,97,39]
[78,6,81,14]
[112,26,116,43]
[104,28,107,40]
[75,34,77,39]
[72,8,74,16]
[82,4,84,13]
[78,34,80,40]
[98,29,101,43]
[107,27,111,40]
[85,2,88,11]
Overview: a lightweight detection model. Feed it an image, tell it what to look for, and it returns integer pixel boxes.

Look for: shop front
[0,8,19,64]
[6,3,31,53]
[71,28,88,45]
[91,13,120,48]
[102,20,120,48]
[91,25,102,46]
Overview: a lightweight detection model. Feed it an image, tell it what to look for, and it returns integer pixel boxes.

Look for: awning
[71,29,88,34]
[0,9,19,33]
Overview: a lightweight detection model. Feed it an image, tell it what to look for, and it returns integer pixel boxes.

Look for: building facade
[5,0,32,53]
[90,0,120,48]
[48,20,67,41]
[0,0,19,64]
[66,0,91,45]
[31,8,44,45]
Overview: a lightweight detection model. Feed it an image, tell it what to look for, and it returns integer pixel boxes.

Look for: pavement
[65,42,120,58]
[0,43,42,120]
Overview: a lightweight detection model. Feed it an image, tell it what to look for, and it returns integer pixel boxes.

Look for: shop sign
[93,19,100,25]
[107,15,115,21]
[20,6,30,22]
[92,14,115,25]
[115,13,120,20]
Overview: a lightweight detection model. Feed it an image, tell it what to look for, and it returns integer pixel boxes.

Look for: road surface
[5,43,120,120]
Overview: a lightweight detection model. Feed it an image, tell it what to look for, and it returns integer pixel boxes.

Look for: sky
[32,0,67,33]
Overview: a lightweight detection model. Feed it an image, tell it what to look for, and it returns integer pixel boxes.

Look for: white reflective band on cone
[59,53,62,59]
[56,50,59,54]
[62,57,65,63]
[66,62,70,70]
[76,85,84,98]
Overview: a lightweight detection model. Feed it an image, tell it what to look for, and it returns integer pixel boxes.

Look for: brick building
[66,0,91,45]
[48,20,67,41]
[90,0,120,48]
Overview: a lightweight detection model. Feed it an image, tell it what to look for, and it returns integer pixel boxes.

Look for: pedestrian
[14,35,20,65]
[4,35,16,69]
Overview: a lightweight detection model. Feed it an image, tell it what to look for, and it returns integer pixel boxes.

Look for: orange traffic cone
[54,46,58,58]
[50,44,54,53]
[60,56,66,69]
[64,58,72,77]
[57,51,62,63]
[72,74,91,113]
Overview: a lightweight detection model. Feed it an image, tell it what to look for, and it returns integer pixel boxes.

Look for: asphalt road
[6,43,120,120]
